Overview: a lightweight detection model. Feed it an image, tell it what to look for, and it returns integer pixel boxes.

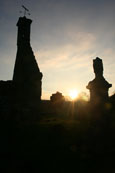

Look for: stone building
[86,57,112,104]
[13,16,43,104]
[0,16,43,108]
[50,92,65,103]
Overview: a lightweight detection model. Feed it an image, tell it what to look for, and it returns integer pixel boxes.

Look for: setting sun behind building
[69,89,79,100]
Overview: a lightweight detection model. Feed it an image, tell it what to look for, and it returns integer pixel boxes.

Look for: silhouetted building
[0,80,14,107]
[13,16,43,104]
[50,92,65,103]
[86,57,112,104]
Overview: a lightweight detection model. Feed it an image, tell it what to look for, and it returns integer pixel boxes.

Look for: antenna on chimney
[20,5,30,17]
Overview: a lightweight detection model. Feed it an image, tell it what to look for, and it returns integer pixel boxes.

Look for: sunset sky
[0,0,115,99]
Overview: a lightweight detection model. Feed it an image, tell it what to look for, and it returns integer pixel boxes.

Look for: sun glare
[69,89,79,100]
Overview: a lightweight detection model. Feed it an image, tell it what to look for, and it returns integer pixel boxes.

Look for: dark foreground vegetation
[0,99,115,172]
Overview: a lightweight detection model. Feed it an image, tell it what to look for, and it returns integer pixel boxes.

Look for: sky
[0,0,115,100]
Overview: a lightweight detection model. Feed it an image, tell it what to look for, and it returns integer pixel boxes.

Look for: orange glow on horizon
[69,89,79,100]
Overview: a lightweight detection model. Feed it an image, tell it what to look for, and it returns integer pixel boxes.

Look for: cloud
[35,31,96,71]
[34,28,115,99]
[34,31,97,99]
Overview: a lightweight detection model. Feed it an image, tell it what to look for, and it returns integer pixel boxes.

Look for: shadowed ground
[0,101,115,172]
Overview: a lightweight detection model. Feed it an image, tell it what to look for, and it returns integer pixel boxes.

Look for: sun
[69,89,79,100]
